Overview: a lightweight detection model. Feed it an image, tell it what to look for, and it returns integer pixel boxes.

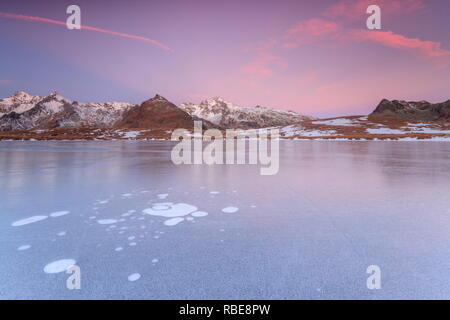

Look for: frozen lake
[0,141,449,299]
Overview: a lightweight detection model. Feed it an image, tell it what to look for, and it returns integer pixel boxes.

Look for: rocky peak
[371,99,450,121]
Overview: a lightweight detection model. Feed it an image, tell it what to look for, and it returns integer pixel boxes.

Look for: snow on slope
[0,91,135,131]
[0,91,43,117]
[180,97,312,128]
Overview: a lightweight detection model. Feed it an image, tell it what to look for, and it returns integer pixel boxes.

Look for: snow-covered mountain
[0,92,312,131]
[180,97,312,128]
[0,91,135,131]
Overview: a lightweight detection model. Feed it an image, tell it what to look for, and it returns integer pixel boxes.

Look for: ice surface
[2,141,450,299]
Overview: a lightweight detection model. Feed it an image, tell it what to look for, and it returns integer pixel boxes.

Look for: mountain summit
[371,99,450,121]
[115,94,213,129]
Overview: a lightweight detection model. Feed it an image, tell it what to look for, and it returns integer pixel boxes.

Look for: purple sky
[1,0,450,117]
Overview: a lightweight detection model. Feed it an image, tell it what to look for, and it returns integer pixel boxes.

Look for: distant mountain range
[0,91,312,131]
[1,91,449,141]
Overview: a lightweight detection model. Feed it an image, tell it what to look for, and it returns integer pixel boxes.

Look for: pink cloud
[351,30,450,61]
[284,18,341,48]
[0,12,172,51]
[240,53,287,77]
[323,0,425,21]
[282,15,450,65]
[0,80,10,85]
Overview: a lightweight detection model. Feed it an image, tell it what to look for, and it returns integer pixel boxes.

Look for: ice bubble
[164,217,184,226]
[191,211,208,217]
[128,273,141,282]
[157,193,169,199]
[152,204,171,210]
[44,259,76,274]
[143,203,197,218]
[12,215,48,227]
[97,219,118,225]
[50,211,70,218]
[222,207,239,213]
[17,245,31,251]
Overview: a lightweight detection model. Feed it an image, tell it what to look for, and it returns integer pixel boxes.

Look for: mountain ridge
[180,97,312,129]
[0,91,311,131]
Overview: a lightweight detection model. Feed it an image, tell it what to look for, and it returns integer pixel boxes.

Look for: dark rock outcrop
[370,99,450,121]
[115,95,214,129]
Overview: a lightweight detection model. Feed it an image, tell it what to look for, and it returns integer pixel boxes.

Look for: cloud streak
[0,12,172,51]
[351,30,450,59]
[283,17,450,64]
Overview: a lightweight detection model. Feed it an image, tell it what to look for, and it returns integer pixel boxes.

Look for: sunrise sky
[1,0,450,117]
